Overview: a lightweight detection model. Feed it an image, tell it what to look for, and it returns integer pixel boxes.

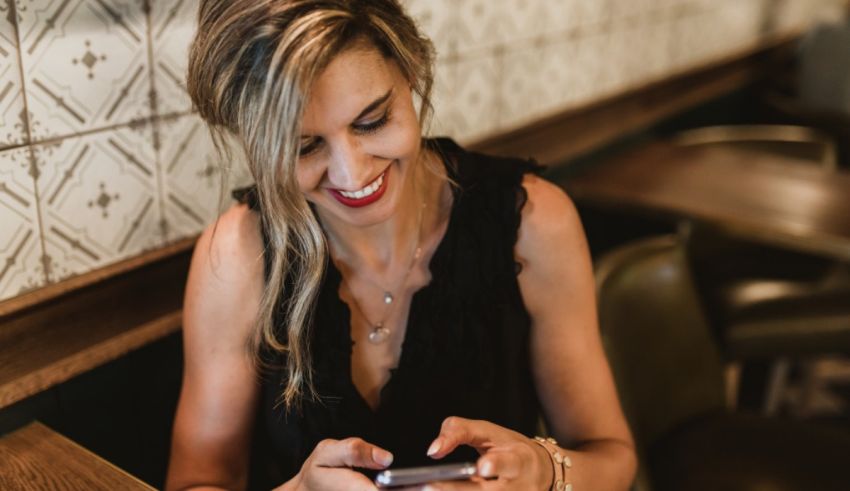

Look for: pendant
[368,323,390,344]
[383,291,394,305]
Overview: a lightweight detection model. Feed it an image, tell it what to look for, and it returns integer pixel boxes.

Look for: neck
[320,149,445,277]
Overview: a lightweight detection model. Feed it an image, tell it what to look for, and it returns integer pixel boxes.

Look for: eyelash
[355,110,391,134]
[299,110,391,158]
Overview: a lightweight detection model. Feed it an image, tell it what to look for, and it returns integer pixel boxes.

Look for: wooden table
[563,141,850,260]
[0,422,154,490]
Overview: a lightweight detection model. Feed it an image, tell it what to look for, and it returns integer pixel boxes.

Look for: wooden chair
[595,235,850,491]
[674,124,850,414]
[673,124,837,170]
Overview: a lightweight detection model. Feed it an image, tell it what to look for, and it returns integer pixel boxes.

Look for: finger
[428,416,514,459]
[304,466,379,491]
[428,417,500,459]
[477,448,523,480]
[421,480,490,491]
[312,437,394,469]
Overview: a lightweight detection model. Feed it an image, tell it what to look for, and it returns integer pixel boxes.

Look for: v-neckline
[327,148,461,415]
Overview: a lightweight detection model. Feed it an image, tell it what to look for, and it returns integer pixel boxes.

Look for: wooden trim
[0,312,182,410]
[0,236,197,318]
[0,251,191,410]
[470,31,801,165]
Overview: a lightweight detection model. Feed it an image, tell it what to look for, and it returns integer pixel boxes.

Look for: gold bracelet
[532,436,572,491]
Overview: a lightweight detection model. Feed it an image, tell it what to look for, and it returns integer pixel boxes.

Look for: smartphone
[374,462,477,488]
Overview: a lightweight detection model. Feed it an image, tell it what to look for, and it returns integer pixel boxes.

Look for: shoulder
[514,173,593,315]
[200,201,264,266]
[515,173,585,262]
[184,202,265,348]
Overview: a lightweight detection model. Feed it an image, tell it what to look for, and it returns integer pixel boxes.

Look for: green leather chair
[595,235,850,491]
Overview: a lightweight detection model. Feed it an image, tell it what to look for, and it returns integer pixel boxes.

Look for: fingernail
[426,439,442,456]
[372,448,393,467]
[479,460,494,477]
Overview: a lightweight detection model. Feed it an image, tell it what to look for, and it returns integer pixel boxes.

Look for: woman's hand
[423,417,554,490]
[281,437,394,491]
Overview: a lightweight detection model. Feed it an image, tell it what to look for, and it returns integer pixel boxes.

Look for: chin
[314,160,410,227]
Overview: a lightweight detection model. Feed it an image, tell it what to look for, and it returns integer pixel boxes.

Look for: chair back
[595,236,726,451]
[673,124,837,169]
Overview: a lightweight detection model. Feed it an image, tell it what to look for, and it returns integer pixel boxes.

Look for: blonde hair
[188,0,436,409]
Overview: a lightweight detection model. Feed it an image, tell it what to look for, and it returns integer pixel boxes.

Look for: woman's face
[296,43,424,228]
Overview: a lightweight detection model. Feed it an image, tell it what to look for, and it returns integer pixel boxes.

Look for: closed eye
[353,110,391,134]
[299,137,322,157]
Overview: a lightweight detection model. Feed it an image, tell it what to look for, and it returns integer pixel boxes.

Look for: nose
[326,136,373,191]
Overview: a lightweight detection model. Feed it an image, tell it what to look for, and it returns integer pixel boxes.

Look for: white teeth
[339,173,384,199]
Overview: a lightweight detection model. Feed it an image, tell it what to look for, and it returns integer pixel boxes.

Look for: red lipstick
[329,169,389,208]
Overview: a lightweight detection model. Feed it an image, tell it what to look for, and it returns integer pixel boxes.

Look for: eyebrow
[354,88,394,121]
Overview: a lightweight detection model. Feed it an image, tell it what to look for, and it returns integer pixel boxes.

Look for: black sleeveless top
[234,138,544,486]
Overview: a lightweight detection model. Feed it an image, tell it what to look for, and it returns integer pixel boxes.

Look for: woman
[166,1,636,490]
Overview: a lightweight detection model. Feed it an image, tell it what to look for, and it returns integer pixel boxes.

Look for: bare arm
[516,174,637,490]
[422,174,636,490]
[165,204,394,491]
[165,204,265,491]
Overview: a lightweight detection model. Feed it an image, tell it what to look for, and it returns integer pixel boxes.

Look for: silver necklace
[331,201,426,344]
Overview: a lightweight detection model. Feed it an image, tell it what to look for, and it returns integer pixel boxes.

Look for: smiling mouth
[338,172,385,199]
[329,168,390,208]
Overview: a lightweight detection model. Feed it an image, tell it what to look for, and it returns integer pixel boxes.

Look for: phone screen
[374,462,477,488]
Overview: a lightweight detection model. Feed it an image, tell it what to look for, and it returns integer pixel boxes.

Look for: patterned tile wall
[0,0,251,302]
[419,0,847,139]
[0,0,843,302]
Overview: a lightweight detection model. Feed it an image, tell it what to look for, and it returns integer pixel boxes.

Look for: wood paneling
[0,251,190,410]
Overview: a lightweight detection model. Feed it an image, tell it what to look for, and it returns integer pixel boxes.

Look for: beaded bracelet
[532,436,572,491]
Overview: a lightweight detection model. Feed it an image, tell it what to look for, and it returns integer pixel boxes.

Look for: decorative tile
[546,0,584,34]
[446,52,501,143]
[571,30,611,104]
[151,0,196,115]
[668,10,712,72]
[17,0,151,141]
[428,56,459,138]
[574,0,613,30]
[597,24,631,96]
[716,1,766,51]
[403,0,460,59]
[637,15,675,84]
[769,0,806,33]
[499,43,546,130]
[539,38,580,112]
[499,0,561,43]
[453,0,514,56]
[609,0,656,23]
[0,147,46,301]
[157,114,252,242]
[0,1,28,148]
[34,123,163,282]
